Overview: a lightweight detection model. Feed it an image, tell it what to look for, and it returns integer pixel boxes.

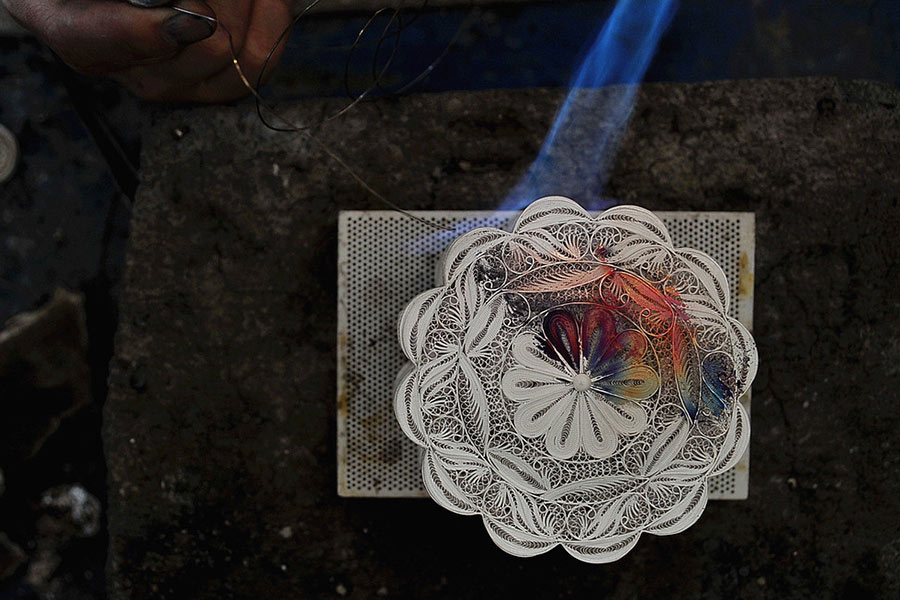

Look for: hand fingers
[109,0,251,101]
[113,0,292,103]
[243,0,295,85]
[181,0,293,102]
[160,0,257,86]
[2,0,216,75]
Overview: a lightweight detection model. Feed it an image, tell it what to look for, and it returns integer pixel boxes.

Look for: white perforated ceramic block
[337,210,754,499]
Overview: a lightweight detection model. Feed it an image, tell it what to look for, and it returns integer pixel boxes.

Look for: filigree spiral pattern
[395,197,757,562]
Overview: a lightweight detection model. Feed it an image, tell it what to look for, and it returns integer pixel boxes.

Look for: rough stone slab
[106,78,900,599]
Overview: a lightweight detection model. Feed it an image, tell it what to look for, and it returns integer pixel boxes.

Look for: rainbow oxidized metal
[395,197,757,562]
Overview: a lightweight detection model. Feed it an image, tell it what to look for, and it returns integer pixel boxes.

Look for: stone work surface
[106,78,900,598]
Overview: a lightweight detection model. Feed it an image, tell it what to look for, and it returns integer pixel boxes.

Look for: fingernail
[164,13,216,46]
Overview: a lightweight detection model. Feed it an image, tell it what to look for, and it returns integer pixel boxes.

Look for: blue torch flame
[411,0,677,252]
[502,0,678,211]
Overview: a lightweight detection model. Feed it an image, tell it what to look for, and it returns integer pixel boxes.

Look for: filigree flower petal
[502,368,570,404]
[578,393,619,459]
[511,333,572,380]
[590,398,648,436]
[581,307,617,371]
[513,393,573,438]
[591,329,649,377]
[542,310,580,371]
[545,390,582,459]
[593,365,660,402]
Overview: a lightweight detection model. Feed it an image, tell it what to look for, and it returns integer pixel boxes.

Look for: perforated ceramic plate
[337,210,754,499]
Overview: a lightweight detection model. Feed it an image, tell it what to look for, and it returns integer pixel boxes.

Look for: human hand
[1,0,293,102]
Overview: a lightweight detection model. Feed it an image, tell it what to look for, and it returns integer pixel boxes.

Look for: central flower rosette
[502,305,660,460]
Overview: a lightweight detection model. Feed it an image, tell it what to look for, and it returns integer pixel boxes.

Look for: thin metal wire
[171,0,473,231]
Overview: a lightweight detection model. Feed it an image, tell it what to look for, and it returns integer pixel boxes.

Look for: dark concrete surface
[0,39,131,599]
[105,78,899,599]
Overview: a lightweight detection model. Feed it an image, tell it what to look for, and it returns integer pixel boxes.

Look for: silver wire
[171,1,472,232]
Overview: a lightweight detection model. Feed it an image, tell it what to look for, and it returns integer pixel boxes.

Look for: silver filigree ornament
[395,197,758,563]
